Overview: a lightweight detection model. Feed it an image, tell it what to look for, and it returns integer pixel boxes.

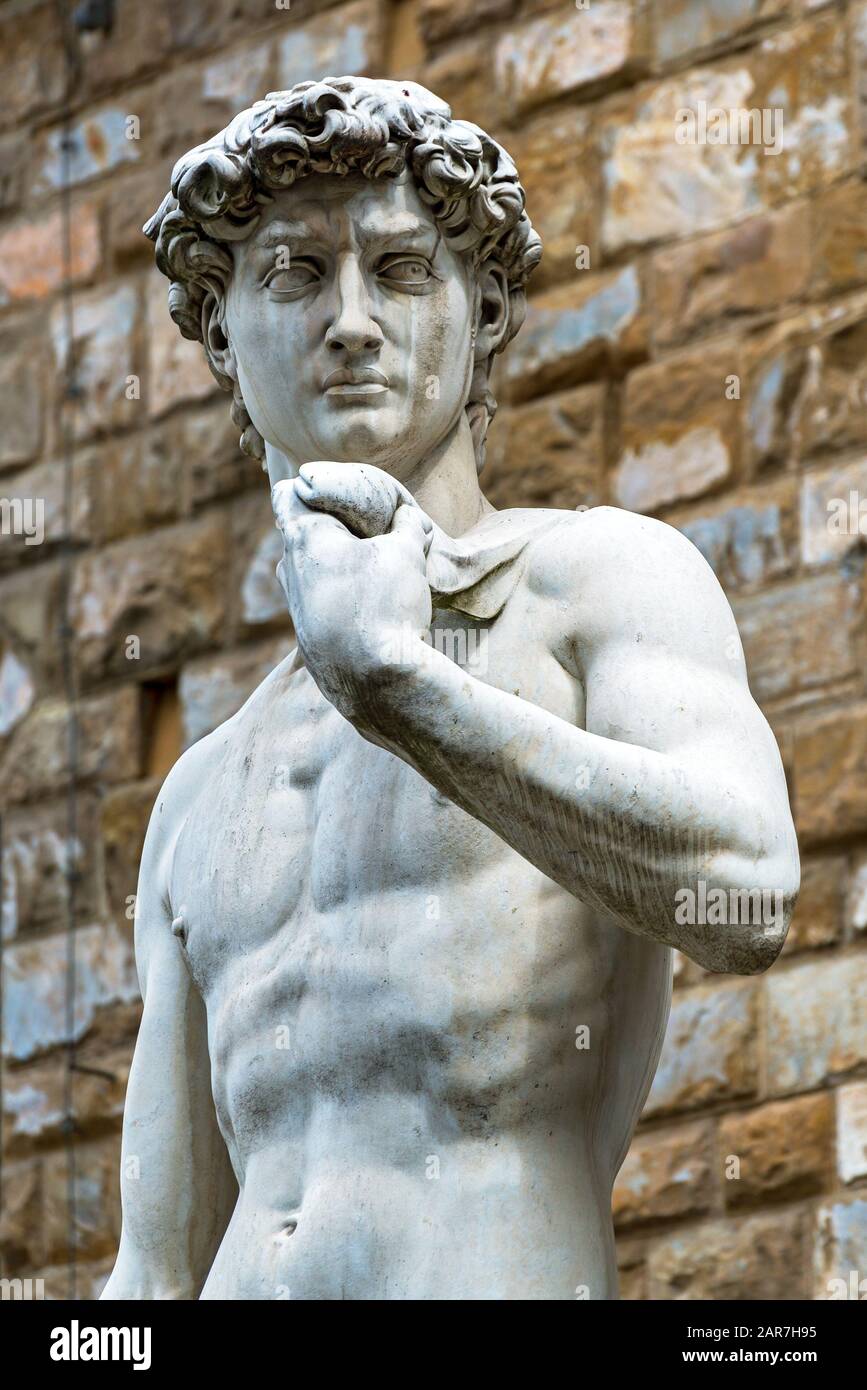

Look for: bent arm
[101,779,237,1299]
[348,511,799,974]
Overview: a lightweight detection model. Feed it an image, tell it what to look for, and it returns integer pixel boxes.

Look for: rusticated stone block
[484,384,606,512]
[783,853,844,955]
[718,1094,834,1208]
[0,687,142,804]
[837,1082,867,1185]
[643,980,759,1119]
[648,1210,808,1300]
[179,636,291,748]
[733,570,861,705]
[495,2,641,119]
[794,704,867,845]
[767,954,867,1095]
[651,204,811,350]
[42,1137,122,1265]
[50,283,140,444]
[0,1157,44,1273]
[1,796,102,940]
[613,1121,713,1229]
[614,343,741,513]
[69,514,228,684]
[2,924,139,1062]
[278,0,386,90]
[500,267,647,404]
[814,1197,867,1298]
[672,479,797,592]
[0,203,100,306]
[100,779,160,927]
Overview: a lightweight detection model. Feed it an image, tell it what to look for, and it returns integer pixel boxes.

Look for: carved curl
[144,76,542,472]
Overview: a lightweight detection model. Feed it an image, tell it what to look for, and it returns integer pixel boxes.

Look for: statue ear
[201,291,237,389]
[473,263,510,362]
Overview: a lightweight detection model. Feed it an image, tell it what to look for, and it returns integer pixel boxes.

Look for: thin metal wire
[55,0,83,1302]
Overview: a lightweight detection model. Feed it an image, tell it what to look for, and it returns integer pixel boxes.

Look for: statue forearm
[351,639,797,973]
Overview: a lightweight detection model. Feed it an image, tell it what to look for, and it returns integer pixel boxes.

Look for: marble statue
[102,77,800,1301]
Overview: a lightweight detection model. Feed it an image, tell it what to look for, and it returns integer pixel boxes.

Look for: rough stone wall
[0,0,866,1300]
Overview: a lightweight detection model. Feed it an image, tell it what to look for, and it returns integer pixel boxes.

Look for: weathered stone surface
[652,204,811,349]
[847,852,867,935]
[418,0,514,47]
[719,1094,834,1207]
[1,797,102,941]
[0,564,63,725]
[814,1197,867,1298]
[179,636,290,747]
[614,344,740,512]
[767,954,867,1094]
[484,384,606,511]
[278,0,386,89]
[423,37,503,130]
[801,455,867,569]
[500,267,646,404]
[146,273,217,419]
[789,298,867,463]
[0,320,44,468]
[495,2,639,118]
[837,1082,867,1185]
[2,924,138,1062]
[733,570,861,705]
[811,179,867,298]
[0,456,94,572]
[643,980,759,1118]
[601,69,763,257]
[175,400,254,510]
[794,704,867,845]
[3,1046,131,1156]
[648,1210,807,1300]
[613,1121,713,1229]
[69,515,228,683]
[0,203,100,306]
[86,435,180,544]
[0,2,66,124]
[43,1138,122,1265]
[653,0,790,64]
[783,853,844,954]
[672,479,796,592]
[0,1158,44,1272]
[51,283,140,443]
[36,107,142,194]
[752,16,854,207]
[202,39,274,112]
[0,644,35,744]
[232,492,292,636]
[0,688,142,805]
[505,110,599,292]
[616,1238,648,1300]
[100,779,160,928]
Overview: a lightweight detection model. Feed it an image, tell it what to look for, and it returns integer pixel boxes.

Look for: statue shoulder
[522,504,734,654]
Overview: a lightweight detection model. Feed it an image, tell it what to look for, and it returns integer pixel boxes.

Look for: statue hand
[272,468,434,725]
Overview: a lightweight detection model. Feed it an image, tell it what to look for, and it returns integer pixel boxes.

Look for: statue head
[145,76,540,481]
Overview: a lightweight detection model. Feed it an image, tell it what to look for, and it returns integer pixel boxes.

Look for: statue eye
[264,261,319,293]
[379,257,433,286]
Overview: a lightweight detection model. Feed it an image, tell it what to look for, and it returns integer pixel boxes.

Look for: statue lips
[323,367,390,399]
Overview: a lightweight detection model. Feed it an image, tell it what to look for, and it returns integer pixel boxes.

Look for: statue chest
[166,620,580,999]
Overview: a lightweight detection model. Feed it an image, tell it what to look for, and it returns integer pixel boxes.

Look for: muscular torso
[166,588,672,1300]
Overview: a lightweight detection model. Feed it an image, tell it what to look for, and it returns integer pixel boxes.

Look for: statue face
[223,172,477,478]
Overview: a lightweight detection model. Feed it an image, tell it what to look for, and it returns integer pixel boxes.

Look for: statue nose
[325,258,384,353]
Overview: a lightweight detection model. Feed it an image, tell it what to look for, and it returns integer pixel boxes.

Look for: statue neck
[264,414,492,541]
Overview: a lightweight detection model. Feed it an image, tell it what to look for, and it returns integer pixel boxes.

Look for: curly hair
[144,76,541,472]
